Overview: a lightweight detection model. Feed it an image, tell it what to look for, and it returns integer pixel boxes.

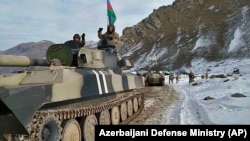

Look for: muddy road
[130,85,179,124]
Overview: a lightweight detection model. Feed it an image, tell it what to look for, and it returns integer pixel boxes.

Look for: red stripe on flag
[107,1,113,10]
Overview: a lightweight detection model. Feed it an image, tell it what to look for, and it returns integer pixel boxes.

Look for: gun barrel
[0,55,49,67]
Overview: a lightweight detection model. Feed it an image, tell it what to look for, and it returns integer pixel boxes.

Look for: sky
[0,0,175,50]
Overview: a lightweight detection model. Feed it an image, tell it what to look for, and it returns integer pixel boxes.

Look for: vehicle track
[3,89,144,141]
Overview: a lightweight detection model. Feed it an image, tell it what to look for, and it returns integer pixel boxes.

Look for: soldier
[169,72,174,84]
[205,72,209,79]
[98,24,120,48]
[201,75,205,79]
[64,33,85,49]
[176,74,180,84]
[189,70,195,83]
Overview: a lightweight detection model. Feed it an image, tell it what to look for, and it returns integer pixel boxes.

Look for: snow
[122,42,143,57]
[208,5,221,13]
[192,36,213,52]
[165,58,250,124]
[228,27,246,52]
[128,43,168,71]
[208,5,215,11]
[228,6,249,53]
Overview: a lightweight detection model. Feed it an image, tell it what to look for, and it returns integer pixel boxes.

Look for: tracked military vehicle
[0,39,145,141]
[144,70,165,86]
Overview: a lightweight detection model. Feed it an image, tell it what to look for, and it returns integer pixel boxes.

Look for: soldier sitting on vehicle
[97,24,120,49]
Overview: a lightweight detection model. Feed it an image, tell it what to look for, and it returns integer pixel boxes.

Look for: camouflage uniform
[169,72,174,84]
[176,74,179,84]
[98,24,120,47]
[205,72,208,79]
[189,71,195,83]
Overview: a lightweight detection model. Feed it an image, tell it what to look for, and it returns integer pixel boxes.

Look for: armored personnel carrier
[144,70,165,86]
[0,40,145,141]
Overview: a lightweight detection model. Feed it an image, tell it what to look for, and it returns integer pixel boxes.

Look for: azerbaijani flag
[162,63,173,71]
[175,68,185,75]
[146,54,157,62]
[107,0,117,25]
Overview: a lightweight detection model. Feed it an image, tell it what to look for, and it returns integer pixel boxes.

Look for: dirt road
[129,84,179,124]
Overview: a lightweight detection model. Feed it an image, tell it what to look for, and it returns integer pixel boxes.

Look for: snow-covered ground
[165,58,250,124]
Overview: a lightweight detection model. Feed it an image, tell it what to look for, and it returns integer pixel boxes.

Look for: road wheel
[120,103,127,121]
[133,97,139,112]
[98,110,111,125]
[111,106,120,125]
[61,119,81,141]
[38,116,62,141]
[127,100,133,117]
[82,114,98,141]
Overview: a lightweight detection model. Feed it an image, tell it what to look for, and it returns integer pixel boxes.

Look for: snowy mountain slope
[120,0,250,71]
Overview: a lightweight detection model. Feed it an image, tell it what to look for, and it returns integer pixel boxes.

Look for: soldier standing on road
[205,72,209,79]
[176,74,180,84]
[189,70,195,83]
[169,72,174,84]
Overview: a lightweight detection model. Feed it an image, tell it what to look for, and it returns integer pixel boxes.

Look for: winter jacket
[169,73,174,80]
[98,25,120,47]
[64,40,85,49]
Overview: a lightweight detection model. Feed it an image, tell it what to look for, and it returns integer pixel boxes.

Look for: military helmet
[73,34,80,40]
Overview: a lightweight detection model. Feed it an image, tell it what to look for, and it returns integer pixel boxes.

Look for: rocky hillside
[120,0,250,70]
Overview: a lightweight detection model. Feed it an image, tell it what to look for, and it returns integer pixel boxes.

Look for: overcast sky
[0,0,175,50]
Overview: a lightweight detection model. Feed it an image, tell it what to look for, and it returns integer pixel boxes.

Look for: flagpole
[107,0,109,26]
[107,0,110,26]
